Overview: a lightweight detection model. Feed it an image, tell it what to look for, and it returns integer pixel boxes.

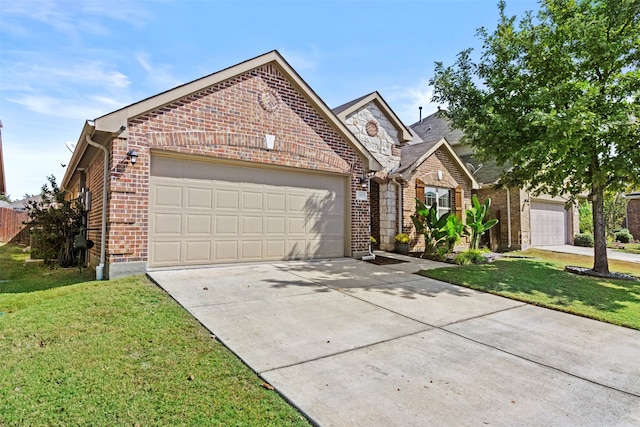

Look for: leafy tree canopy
[431,0,640,273]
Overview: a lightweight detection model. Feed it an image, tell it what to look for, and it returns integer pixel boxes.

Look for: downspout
[506,187,512,249]
[85,134,109,280]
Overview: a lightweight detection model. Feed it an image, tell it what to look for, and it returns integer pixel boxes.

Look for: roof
[410,110,464,146]
[458,154,508,186]
[333,91,413,143]
[62,50,382,189]
[393,137,479,189]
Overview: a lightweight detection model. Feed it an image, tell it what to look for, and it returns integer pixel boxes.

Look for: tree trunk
[591,185,609,274]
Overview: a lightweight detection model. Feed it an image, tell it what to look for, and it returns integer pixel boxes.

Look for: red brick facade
[402,147,473,252]
[627,198,640,242]
[80,62,370,276]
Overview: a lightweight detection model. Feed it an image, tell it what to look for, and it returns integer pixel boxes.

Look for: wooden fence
[0,207,29,244]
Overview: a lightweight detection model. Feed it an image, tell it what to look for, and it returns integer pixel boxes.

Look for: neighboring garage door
[530,200,567,246]
[148,156,347,268]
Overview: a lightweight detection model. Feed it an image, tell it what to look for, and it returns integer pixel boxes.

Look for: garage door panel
[214,241,238,261]
[185,214,211,235]
[153,213,182,235]
[242,192,264,210]
[185,241,211,263]
[242,216,263,234]
[152,241,181,264]
[149,156,346,267]
[241,240,262,259]
[215,215,239,234]
[154,185,183,208]
[266,240,287,258]
[288,217,307,234]
[266,217,286,234]
[186,187,213,209]
[216,189,239,209]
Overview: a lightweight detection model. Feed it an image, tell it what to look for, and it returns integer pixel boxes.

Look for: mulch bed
[565,265,638,282]
[364,255,409,265]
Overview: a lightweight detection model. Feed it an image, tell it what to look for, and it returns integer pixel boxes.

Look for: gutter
[85,133,109,280]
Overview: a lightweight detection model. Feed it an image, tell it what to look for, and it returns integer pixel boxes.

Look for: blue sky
[0,0,540,199]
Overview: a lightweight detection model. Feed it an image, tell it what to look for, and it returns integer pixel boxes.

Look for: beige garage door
[149,156,347,267]
[530,200,567,246]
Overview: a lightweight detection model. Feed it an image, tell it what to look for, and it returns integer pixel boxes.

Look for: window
[425,187,452,218]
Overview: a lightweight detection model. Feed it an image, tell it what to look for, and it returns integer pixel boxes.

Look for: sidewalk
[536,244,640,264]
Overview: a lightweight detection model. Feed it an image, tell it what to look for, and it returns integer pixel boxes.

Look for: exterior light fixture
[127,149,139,165]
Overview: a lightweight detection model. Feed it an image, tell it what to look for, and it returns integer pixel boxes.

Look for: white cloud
[279,47,320,71]
[136,52,184,91]
[384,79,441,125]
[8,94,117,119]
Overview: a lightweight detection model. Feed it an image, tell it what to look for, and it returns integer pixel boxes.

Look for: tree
[26,175,86,267]
[431,0,640,273]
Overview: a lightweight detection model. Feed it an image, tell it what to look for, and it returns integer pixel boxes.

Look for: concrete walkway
[536,244,640,263]
[148,255,640,426]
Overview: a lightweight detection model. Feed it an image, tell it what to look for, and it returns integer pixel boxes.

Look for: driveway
[148,256,640,426]
[536,244,640,263]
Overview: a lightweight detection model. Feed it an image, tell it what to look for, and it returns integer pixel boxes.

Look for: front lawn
[615,243,640,255]
[419,248,640,330]
[0,244,309,426]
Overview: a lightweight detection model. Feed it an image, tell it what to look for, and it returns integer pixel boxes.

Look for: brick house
[411,111,580,250]
[61,51,382,279]
[626,193,640,241]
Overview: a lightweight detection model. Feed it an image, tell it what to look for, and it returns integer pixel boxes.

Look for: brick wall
[627,199,640,242]
[100,63,369,270]
[402,147,473,252]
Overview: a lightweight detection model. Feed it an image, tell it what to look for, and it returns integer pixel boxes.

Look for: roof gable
[394,137,479,189]
[334,92,412,143]
[63,51,382,189]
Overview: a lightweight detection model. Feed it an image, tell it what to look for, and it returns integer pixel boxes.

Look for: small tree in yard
[431,0,640,274]
[26,175,86,267]
[411,199,450,257]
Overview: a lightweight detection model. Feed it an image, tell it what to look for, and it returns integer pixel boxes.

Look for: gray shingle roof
[458,154,509,185]
[394,137,442,176]
[409,111,464,146]
[332,92,376,115]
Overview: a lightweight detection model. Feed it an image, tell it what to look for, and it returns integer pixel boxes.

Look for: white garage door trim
[530,200,568,246]
[149,155,349,268]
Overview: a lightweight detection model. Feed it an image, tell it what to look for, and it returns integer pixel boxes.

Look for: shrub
[614,229,633,244]
[454,249,488,265]
[574,233,594,247]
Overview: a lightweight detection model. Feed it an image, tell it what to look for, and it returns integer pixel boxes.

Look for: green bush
[574,233,594,247]
[614,229,634,243]
[454,249,488,265]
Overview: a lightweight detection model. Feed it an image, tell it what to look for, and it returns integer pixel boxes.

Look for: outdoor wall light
[127,149,139,165]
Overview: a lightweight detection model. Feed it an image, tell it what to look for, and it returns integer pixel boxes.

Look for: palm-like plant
[466,195,498,250]
[411,199,450,256]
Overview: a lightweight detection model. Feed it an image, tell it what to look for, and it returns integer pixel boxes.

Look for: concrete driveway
[148,256,640,426]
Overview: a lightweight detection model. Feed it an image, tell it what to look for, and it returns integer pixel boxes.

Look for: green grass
[0,244,309,426]
[615,243,640,255]
[419,248,640,330]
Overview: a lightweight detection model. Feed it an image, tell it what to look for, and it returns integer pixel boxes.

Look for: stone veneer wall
[378,181,398,251]
[344,102,401,172]
[89,63,370,277]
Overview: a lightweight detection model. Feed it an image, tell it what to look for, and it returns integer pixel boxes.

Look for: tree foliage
[431,0,640,273]
[26,175,86,267]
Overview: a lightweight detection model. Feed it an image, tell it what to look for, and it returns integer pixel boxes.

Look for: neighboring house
[332,92,478,252]
[61,51,382,279]
[626,192,640,241]
[0,119,6,196]
[411,111,579,250]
